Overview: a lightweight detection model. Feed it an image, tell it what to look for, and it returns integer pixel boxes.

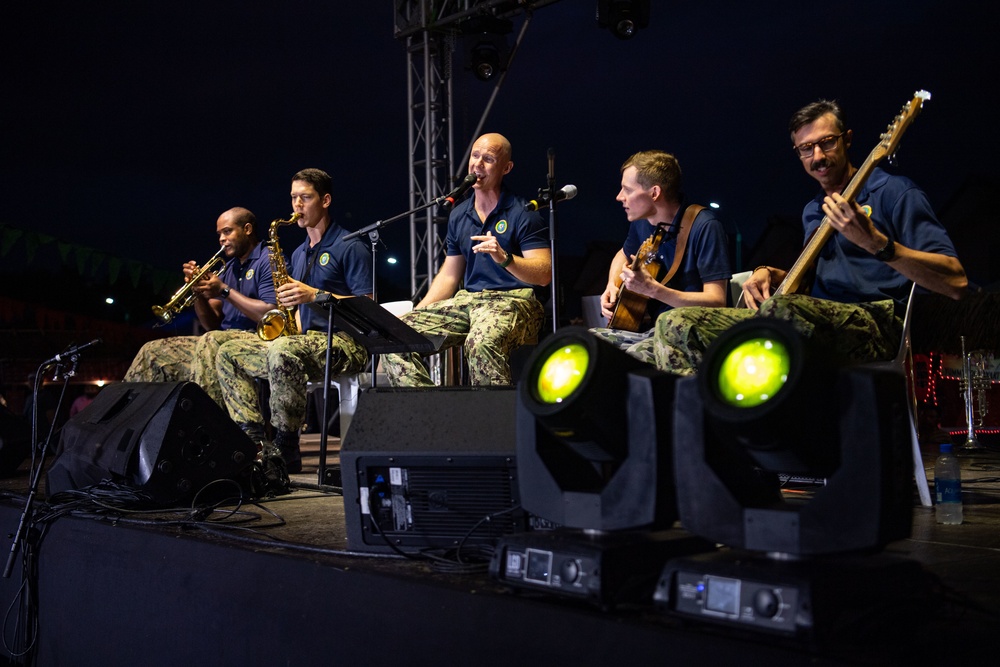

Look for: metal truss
[393,0,562,299]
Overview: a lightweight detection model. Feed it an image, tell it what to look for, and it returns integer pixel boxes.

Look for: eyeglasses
[793,133,844,158]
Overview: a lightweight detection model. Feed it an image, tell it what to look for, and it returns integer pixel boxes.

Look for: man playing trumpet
[123,207,277,406]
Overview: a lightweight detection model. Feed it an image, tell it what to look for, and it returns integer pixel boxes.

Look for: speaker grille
[342,388,526,553]
[357,459,521,549]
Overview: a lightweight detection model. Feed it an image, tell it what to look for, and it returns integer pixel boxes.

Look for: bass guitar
[769,90,931,300]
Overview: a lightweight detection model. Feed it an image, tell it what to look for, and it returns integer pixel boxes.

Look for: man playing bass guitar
[590,150,731,363]
[652,98,967,375]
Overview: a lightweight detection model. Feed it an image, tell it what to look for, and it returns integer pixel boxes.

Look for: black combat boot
[274,429,302,474]
[240,423,290,497]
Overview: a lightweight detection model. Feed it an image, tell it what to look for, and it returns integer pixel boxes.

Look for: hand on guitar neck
[604,230,668,331]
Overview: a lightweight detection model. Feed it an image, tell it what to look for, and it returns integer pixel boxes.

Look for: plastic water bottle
[934,443,963,525]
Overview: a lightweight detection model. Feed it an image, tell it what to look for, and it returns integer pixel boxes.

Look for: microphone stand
[318,193,460,487]
[317,301,338,487]
[4,353,82,579]
[544,148,559,332]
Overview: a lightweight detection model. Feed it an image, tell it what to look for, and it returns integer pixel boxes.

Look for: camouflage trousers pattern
[652,294,902,375]
[382,288,544,387]
[123,329,257,406]
[588,327,656,364]
[216,330,368,432]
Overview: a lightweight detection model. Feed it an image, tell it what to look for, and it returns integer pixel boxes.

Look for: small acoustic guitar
[608,204,702,331]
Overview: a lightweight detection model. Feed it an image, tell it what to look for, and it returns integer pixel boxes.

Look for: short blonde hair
[621,151,682,201]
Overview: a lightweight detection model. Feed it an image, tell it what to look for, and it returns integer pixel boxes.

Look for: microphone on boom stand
[525,184,578,211]
[439,173,479,210]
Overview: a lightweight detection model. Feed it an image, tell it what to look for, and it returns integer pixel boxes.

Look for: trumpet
[152,246,227,324]
[257,213,302,340]
[960,335,988,450]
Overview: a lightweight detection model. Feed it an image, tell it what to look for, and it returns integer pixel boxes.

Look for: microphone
[439,173,479,210]
[47,338,103,363]
[525,184,578,211]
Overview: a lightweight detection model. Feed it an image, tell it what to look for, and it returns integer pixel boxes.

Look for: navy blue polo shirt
[622,205,732,321]
[804,167,958,306]
[445,188,549,291]
[219,240,276,331]
[290,221,373,333]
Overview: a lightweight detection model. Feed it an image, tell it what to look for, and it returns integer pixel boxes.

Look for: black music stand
[307,295,437,485]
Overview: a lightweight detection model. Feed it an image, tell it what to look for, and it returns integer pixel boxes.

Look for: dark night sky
[3,0,999,316]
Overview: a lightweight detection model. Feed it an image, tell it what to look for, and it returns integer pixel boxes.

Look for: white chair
[581,294,606,328]
[870,283,931,506]
[728,270,753,307]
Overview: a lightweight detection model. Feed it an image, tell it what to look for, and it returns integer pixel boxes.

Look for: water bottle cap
[940,442,953,454]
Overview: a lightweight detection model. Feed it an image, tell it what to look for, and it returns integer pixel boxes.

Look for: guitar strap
[655,204,703,286]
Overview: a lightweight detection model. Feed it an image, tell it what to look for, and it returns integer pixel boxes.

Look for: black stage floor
[1,431,999,666]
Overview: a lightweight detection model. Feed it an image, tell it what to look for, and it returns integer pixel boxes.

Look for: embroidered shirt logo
[319,253,331,266]
[495,219,508,234]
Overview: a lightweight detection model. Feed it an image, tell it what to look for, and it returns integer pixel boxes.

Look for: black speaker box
[341,387,526,554]
[47,382,257,506]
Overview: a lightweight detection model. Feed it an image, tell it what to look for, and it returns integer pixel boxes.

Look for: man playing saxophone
[124,207,276,406]
[217,169,373,475]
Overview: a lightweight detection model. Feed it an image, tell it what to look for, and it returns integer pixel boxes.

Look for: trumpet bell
[257,309,289,341]
[151,305,173,324]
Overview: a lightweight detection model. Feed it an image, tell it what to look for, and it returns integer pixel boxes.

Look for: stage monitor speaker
[341,387,527,555]
[47,382,257,507]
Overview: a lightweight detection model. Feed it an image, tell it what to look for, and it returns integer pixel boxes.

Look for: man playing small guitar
[590,150,731,363]
[653,97,967,375]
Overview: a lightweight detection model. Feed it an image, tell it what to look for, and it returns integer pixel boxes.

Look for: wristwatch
[874,237,896,262]
[219,286,232,299]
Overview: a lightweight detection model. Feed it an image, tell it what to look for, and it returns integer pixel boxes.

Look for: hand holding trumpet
[151,247,226,323]
[185,259,229,300]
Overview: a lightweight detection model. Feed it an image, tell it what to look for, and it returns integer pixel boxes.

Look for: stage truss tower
[393,0,561,299]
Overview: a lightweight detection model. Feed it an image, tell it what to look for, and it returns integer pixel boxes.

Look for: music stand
[307,295,437,485]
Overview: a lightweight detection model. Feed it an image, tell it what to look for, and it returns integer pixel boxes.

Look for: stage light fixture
[597,0,651,40]
[490,327,714,607]
[673,318,913,554]
[655,319,926,640]
[461,15,512,82]
[515,326,675,523]
[698,318,840,476]
[470,41,502,81]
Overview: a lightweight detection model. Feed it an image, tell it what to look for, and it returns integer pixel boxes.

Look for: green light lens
[716,336,790,408]
[536,343,589,404]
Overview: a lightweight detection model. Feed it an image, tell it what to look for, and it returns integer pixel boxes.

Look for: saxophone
[257,213,302,341]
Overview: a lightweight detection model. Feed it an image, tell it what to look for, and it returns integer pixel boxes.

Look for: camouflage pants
[588,327,656,365]
[123,329,256,407]
[216,330,368,432]
[652,294,902,375]
[382,288,544,387]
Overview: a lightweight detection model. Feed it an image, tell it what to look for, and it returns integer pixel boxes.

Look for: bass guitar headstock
[874,90,931,164]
